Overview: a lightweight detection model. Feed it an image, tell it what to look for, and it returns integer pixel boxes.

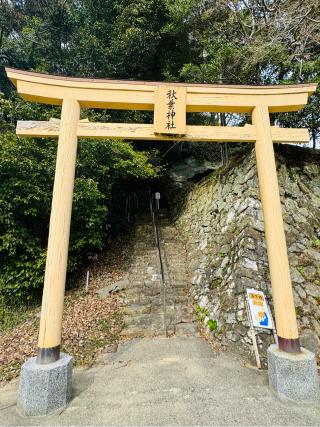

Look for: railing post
[37,99,80,364]
[252,105,300,353]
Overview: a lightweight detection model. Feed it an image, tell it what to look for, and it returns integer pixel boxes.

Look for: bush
[0,132,158,304]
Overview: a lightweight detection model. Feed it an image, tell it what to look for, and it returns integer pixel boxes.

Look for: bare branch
[306,16,320,24]
[260,0,277,13]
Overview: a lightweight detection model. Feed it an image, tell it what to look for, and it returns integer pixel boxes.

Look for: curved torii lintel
[5,67,317,113]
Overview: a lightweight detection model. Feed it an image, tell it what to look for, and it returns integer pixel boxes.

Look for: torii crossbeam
[5,68,317,365]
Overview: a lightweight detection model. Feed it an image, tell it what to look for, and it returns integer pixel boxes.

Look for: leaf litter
[0,235,132,385]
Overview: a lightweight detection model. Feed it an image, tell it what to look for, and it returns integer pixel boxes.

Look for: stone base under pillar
[267,344,319,403]
[17,352,73,416]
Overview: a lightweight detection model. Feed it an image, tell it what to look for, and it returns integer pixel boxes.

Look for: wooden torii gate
[5,68,317,364]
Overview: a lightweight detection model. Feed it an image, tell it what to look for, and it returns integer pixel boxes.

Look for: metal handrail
[150,195,167,336]
[152,211,166,284]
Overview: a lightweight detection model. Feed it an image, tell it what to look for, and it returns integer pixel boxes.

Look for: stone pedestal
[268,344,319,402]
[17,352,72,416]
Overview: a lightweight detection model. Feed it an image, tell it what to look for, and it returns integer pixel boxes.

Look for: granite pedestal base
[17,352,72,416]
[268,344,319,403]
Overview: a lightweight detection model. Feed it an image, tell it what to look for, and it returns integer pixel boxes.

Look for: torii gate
[5,68,317,365]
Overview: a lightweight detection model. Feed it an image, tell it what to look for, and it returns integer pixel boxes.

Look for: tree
[0,127,158,304]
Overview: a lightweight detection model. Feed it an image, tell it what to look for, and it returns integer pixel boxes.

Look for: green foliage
[0,93,60,132]
[195,304,209,321]
[195,305,217,331]
[206,319,217,331]
[0,300,29,332]
[296,266,305,276]
[0,132,158,304]
[194,305,218,332]
[310,237,320,249]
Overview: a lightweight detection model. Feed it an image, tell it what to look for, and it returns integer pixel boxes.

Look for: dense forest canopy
[0,0,319,306]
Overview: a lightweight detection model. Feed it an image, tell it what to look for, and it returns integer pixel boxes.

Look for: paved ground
[1,337,319,426]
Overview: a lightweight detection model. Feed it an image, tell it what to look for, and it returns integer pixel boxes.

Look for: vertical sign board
[154,85,187,135]
[246,288,274,329]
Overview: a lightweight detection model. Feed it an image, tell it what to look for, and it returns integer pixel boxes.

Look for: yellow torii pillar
[37,99,80,363]
[5,68,317,363]
[253,106,300,352]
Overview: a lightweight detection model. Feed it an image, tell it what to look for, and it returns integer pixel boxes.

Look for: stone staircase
[121,212,197,338]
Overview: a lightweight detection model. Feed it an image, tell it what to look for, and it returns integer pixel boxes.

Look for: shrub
[0,132,158,304]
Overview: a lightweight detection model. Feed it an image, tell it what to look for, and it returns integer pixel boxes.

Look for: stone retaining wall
[173,146,320,361]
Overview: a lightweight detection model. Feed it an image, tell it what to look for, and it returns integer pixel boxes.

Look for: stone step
[165,266,187,271]
[122,282,145,289]
[123,295,162,306]
[129,269,160,277]
[165,281,188,288]
[162,259,186,265]
[124,287,163,297]
[164,286,187,294]
[128,273,159,278]
[164,273,187,280]
[162,248,186,252]
[163,263,186,268]
[120,326,156,337]
[123,288,189,299]
[143,280,162,288]
[153,306,195,321]
[163,260,186,267]
[164,277,187,283]
[124,305,152,315]
[131,255,158,261]
[124,313,164,324]
[124,307,194,322]
[174,322,199,337]
[133,239,155,244]
[123,315,166,336]
[131,253,157,259]
[165,296,191,305]
[163,281,187,287]
[130,267,158,275]
[163,259,186,264]
[133,239,156,245]
[162,253,186,258]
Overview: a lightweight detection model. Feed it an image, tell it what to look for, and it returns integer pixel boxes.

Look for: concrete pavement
[1,337,319,426]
